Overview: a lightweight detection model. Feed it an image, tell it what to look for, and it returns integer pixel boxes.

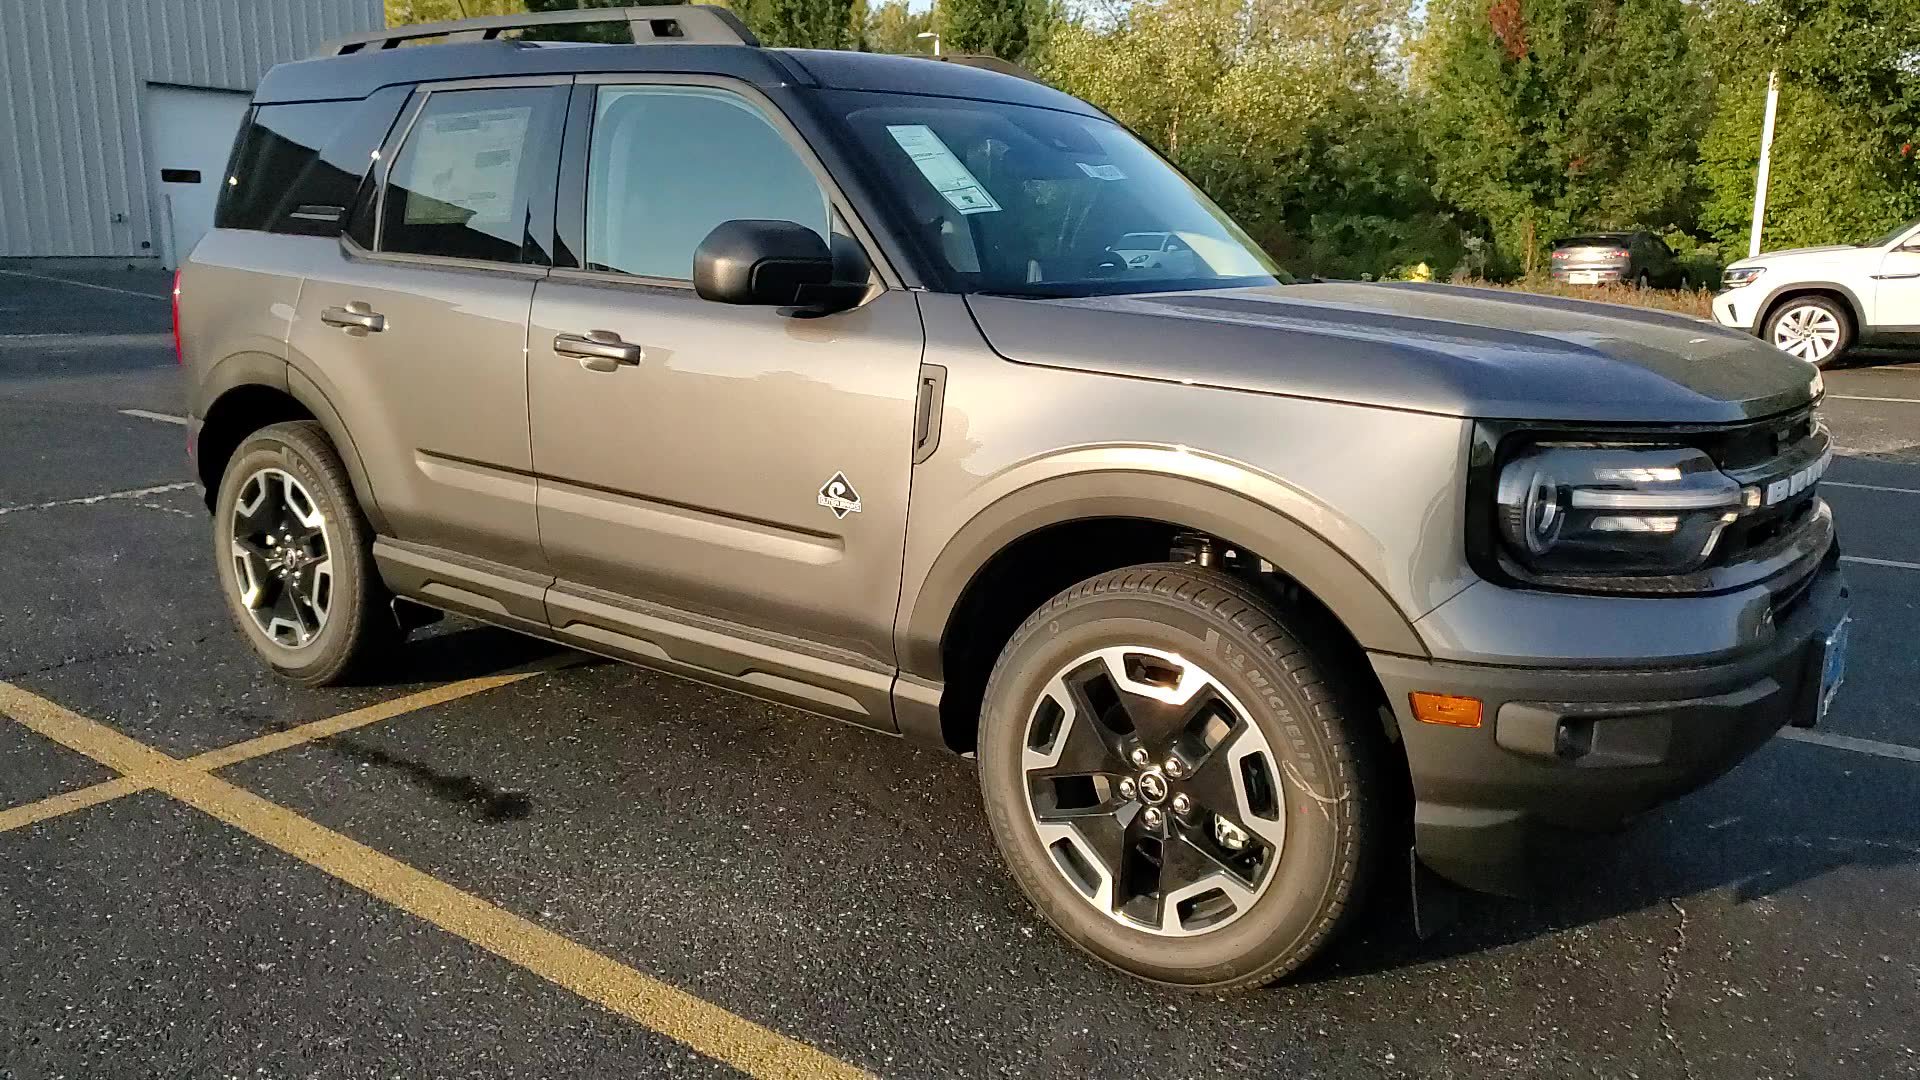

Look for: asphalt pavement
[1,264,1915,1079]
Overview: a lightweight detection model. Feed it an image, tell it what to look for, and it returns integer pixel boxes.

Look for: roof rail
[317,4,757,57]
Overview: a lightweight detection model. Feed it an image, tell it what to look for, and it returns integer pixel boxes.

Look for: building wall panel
[0,0,383,259]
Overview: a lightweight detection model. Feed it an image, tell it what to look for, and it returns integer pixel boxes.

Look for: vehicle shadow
[347,620,589,689]
[1304,747,1920,982]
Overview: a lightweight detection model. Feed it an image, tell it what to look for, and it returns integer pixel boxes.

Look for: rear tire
[977,564,1382,990]
[1764,295,1853,368]
[212,421,400,686]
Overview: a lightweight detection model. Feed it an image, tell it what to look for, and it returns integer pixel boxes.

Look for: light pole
[917,31,941,56]
[1749,70,1781,259]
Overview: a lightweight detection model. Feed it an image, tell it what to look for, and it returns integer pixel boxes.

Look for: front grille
[1707,405,1832,578]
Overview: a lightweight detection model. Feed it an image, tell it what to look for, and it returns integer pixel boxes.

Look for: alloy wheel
[1771,304,1843,364]
[229,467,333,648]
[1021,645,1286,937]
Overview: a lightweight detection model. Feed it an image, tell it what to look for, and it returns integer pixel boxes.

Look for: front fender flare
[900,464,1429,682]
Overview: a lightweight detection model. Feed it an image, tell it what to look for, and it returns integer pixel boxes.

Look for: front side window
[585,85,830,280]
[823,90,1282,298]
[381,85,566,264]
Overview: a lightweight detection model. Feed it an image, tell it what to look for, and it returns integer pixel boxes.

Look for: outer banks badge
[817,472,862,519]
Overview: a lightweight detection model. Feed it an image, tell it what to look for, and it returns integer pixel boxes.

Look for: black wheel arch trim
[1751,280,1867,332]
[899,471,1430,687]
[196,352,391,535]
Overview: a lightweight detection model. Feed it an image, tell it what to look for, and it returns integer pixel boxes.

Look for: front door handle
[554,330,644,372]
[320,301,386,333]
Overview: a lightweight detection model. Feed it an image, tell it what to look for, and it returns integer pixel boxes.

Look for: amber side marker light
[1410,692,1483,728]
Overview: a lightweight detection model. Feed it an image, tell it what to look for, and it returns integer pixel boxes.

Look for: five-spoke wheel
[213,421,397,685]
[980,564,1380,990]
[230,467,333,648]
[1023,646,1284,936]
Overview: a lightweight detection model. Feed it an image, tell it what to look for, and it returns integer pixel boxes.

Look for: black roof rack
[316,4,758,57]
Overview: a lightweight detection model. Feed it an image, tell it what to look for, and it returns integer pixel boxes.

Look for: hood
[965,282,1820,423]
[1729,245,1859,267]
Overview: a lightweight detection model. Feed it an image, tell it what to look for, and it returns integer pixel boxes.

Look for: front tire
[212,421,399,686]
[1765,295,1853,368]
[978,565,1382,990]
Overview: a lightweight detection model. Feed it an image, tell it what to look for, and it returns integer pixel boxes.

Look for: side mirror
[693,219,867,313]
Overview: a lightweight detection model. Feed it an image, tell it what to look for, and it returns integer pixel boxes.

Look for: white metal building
[0,0,384,268]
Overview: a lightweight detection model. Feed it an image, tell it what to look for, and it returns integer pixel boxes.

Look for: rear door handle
[320,302,386,333]
[554,330,644,372]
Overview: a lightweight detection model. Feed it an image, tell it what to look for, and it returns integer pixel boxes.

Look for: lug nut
[1117,778,1136,799]
[1142,807,1164,829]
[1129,747,1151,766]
[1164,757,1185,778]
[1171,792,1192,814]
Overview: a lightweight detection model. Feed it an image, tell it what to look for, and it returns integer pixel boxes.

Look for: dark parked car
[1550,231,1686,287]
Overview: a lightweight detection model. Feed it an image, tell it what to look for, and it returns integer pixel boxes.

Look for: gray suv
[178,6,1850,991]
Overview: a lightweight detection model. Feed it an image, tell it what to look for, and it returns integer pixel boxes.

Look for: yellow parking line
[189,671,538,772]
[0,775,147,834]
[0,670,548,833]
[0,679,871,1080]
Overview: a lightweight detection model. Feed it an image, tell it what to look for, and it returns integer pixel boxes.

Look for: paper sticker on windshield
[1076,162,1126,181]
[886,125,1002,215]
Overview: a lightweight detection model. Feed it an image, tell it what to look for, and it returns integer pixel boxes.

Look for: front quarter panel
[897,293,1472,682]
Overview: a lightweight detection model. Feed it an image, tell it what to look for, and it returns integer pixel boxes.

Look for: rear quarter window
[216,89,408,237]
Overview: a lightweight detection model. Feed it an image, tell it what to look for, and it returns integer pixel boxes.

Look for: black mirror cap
[694,219,863,311]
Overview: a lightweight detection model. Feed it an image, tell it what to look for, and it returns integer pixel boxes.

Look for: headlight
[1722,266,1765,288]
[1494,444,1744,576]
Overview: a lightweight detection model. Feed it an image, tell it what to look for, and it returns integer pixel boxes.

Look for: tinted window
[381,86,567,264]
[584,86,828,280]
[217,101,354,234]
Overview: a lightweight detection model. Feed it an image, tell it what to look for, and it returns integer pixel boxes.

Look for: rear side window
[380,86,567,264]
[217,90,408,237]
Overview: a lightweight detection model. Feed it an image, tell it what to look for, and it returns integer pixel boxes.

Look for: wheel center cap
[1136,767,1169,805]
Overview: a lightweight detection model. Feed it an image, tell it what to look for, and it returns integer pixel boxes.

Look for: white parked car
[1713,216,1920,367]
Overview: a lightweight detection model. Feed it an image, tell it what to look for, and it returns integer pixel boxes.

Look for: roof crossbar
[317,5,758,57]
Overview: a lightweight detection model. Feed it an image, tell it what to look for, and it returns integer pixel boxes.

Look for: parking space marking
[0,671,546,834]
[0,481,196,517]
[0,678,869,1080]
[120,408,189,426]
[0,267,169,300]
[1842,555,1920,572]
[1828,394,1920,404]
[1825,481,1920,496]
[1780,728,1920,763]
[0,776,145,834]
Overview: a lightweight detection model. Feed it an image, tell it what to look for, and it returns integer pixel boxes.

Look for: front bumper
[1370,560,1849,895]
[1711,287,1755,332]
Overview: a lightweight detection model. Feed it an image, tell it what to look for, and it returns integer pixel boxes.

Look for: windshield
[823,91,1283,298]
[1864,217,1920,248]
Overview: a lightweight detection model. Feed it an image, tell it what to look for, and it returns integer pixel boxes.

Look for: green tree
[732,0,861,47]
[1416,0,1707,274]
[940,0,1029,58]
[1040,0,1457,278]
[1693,0,1920,252]
[864,0,935,53]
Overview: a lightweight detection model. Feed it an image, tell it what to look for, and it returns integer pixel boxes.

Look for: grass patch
[1452,278,1717,319]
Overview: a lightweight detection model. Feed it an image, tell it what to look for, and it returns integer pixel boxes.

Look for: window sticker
[401,106,531,230]
[885,124,1001,215]
[1076,162,1126,181]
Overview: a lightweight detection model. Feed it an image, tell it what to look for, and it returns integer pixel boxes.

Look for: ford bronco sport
[178,5,1851,990]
